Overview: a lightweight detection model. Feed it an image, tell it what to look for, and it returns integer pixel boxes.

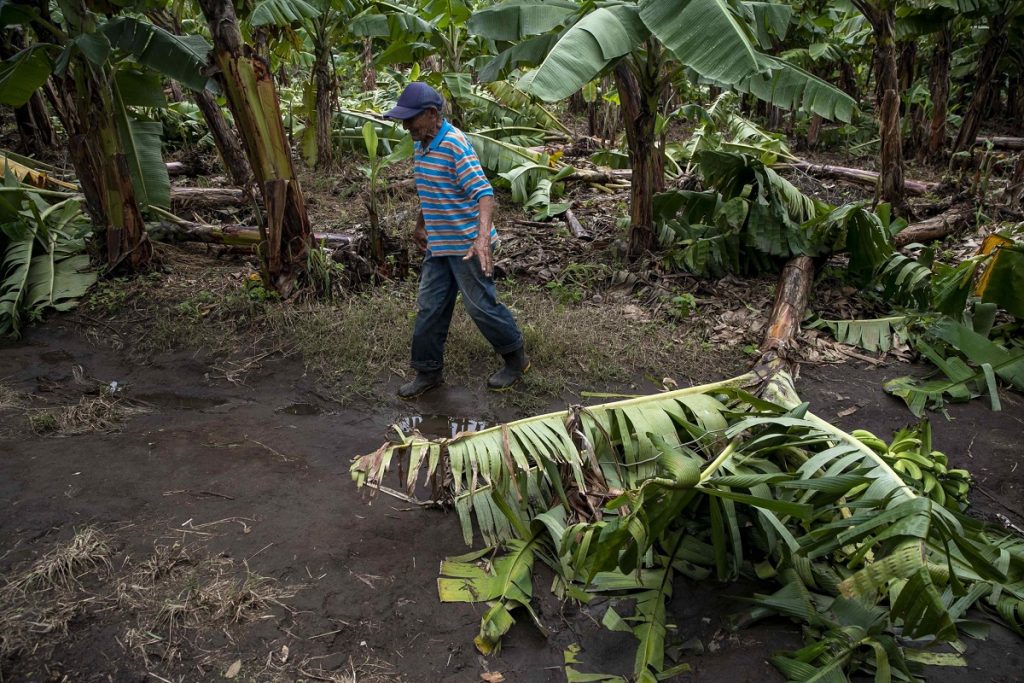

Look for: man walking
[384,82,529,399]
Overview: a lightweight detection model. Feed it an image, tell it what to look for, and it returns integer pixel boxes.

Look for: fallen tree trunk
[564,208,589,239]
[786,161,937,196]
[754,255,815,379]
[166,161,201,177]
[170,187,251,211]
[892,205,973,248]
[148,220,354,250]
[976,136,1024,151]
[567,168,634,184]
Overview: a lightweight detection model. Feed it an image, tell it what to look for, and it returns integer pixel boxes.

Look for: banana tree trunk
[862,3,906,213]
[197,0,312,296]
[62,60,153,272]
[615,53,664,260]
[361,38,376,91]
[898,40,924,157]
[145,9,252,187]
[927,26,951,161]
[313,37,334,170]
[754,255,815,378]
[13,91,58,155]
[192,88,253,186]
[952,13,1010,154]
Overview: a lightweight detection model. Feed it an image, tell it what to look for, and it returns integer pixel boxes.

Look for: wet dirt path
[1,322,1022,681]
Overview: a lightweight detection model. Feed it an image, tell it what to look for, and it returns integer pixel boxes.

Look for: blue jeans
[411,253,524,372]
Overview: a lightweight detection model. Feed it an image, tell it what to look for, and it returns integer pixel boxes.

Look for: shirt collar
[416,119,452,156]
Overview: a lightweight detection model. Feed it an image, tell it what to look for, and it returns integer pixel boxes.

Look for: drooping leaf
[102,17,211,92]
[520,5,649,101]
[805,315,909,354]
[639,0,760,85]
[468,0,578,40]
[112,104,171,210]
[249,0,321,26]
[0,44,52,107]
[713,54,857,122]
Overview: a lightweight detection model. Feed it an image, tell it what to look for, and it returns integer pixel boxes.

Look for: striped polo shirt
[414,120,496,256]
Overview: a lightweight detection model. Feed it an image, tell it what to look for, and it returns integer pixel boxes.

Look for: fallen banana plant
[351,372,1024,681]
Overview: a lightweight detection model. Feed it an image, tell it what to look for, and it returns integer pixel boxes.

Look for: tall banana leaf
[467,0,578,41]
[111,79,171,210]
[638,0,760,85]
[517,4,650,101]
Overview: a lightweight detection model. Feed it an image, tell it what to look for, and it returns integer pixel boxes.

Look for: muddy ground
[2,310,1023,682]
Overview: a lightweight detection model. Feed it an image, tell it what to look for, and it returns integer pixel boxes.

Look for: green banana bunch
[851,425,971,510]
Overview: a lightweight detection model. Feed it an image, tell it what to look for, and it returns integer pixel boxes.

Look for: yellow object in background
[0,151,78,191]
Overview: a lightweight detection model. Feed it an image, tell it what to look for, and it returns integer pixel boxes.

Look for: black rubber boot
[487,347,530,391]
[398,370,443,399]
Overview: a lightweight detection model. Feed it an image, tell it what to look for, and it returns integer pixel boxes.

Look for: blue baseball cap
[383,82,444,120]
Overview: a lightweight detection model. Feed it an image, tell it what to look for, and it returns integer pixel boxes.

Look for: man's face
[403,108,439,143]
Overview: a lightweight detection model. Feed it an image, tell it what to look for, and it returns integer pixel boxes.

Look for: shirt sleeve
[452,140,493,202]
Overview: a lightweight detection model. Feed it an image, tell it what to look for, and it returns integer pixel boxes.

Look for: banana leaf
[804,314,909,354]
[351,370,1024,681]
[639,0,760,86]
[519,5,649,101]
[102,17,212,92]
[0,44,52,107]
[249,0,321,26]
[468,0,578,41]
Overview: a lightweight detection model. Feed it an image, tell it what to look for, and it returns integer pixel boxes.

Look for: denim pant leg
[410,255,459,372]
[451,255,524,355]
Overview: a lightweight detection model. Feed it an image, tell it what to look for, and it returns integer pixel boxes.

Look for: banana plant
[806,233,1024,415]
[196,0,314,297]
[949,0,1024,153]
[351,371,1024,681]
[654,150,894,281]
[0,0,214,272]
[469,0,858,259]
[0,172,97,338]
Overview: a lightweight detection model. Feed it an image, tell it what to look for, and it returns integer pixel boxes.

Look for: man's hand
[414,211,427,252]
[463,233,492,277]
[414,223,428,252]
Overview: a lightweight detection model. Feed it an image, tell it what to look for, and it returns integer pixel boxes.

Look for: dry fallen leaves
[481,673,505,683]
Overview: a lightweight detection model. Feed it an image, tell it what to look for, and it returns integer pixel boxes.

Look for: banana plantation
[1,0,1023,680]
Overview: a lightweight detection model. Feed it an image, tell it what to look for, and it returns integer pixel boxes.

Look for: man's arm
[463,194,495,277]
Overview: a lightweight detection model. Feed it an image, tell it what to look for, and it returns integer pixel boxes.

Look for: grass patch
[28,391,146,435]
[0,381,22,411]
[1,531,300,679]
[116,542,298,668]
[269,280,743,408]
[76,246,748,410]
[0,527,113,663]
[10,527,113,593]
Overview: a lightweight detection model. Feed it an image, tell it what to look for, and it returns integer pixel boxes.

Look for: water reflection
[397,414,490,439]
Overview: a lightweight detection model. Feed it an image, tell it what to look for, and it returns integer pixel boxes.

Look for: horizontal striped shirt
[414,120,496,256]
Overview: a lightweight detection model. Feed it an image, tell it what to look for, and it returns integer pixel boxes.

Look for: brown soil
[2,316,1023,682]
